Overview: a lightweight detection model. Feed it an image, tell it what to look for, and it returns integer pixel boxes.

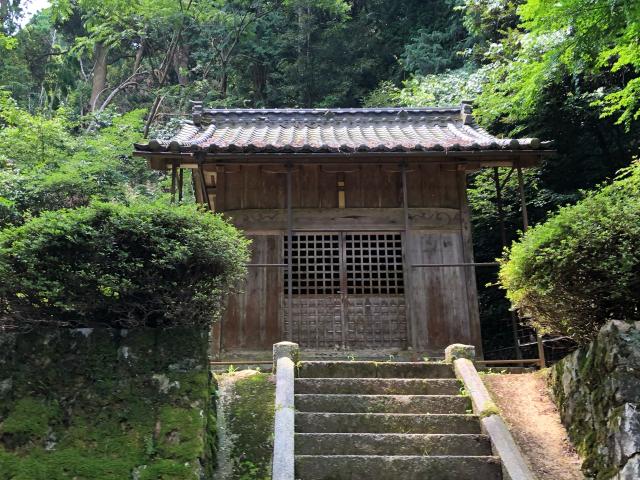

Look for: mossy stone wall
[550,320,640,480]
[215,371,275,480]
[0,327,216,480]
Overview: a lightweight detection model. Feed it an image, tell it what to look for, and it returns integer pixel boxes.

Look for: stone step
[295,455,502,480]
[295,433,493,456]
[297,361,455,379]
[295,394,471,414]
[295,412,481,434]
[295,377,461,395]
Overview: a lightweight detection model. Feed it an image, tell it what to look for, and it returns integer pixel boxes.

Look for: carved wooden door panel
[284,232,407,349]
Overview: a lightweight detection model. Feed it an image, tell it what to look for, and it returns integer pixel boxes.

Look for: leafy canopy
[0,201,250,329]
[476,0,640,127]
[499,162,640,343]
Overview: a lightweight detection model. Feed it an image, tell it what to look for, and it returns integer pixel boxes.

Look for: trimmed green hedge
[499,162,640,344]
[0,201,250,329]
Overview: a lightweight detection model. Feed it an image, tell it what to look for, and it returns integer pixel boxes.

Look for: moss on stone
[549,321,640,479]
[156,406,204,463]
[0,327,217,479]
[137,459,199,480]
[0,397,60,447]
[479,401,500,419]
[224,372,275,480]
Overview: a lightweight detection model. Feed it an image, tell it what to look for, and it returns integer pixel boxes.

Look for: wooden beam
[135,150,549,170]
[221,208,462,232]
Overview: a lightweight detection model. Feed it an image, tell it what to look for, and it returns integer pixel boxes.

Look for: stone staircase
[293,361,502,480]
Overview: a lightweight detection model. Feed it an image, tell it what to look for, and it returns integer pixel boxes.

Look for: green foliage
[0,96,164,227]
[364,67,485,107]
[0,201,250,329]
[499,162,640,343]
[475,0,640,128]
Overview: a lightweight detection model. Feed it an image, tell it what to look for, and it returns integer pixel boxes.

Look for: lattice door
[283,232,407,349]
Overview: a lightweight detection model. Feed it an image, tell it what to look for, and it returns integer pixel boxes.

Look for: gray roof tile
[135,104,550,154]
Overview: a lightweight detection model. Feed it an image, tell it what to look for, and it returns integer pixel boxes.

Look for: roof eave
[134,149,555,170]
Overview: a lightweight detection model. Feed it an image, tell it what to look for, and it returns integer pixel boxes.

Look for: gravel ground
[483,371,584,480]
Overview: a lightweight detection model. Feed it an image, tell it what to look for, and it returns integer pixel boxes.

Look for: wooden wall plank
[421,164,441,208]
[221,234,284,350]
[265,235,284,344]
[406,164,423,207]
[380,170,402,207]
[262,169,286,209]
[319,168,338,208]
[441,167,461,208]
[215,166,225,212]
[407,230,477,351]
[243,165,261,209]
[345,166,364,208]
[223,167,244,210]
[299,165,320,208]
[362,166,382,207]
[438,233,469,345]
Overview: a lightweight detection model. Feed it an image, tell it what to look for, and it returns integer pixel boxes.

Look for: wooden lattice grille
[284,233,340,295]
[283,232,407,348]
[346,233,404,295]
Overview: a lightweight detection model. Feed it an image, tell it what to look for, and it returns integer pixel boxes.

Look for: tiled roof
[134,103,551,155]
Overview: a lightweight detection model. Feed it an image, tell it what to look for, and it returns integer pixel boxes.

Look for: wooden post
[517,165,545,367]
[178,167,184,203]
[401,163,415,349]
[170,161,177,204]
[494,168,522,360]
[458,171,482,353]
[197,159,212,211]
[286,164,293,342]
[516,166,529,231]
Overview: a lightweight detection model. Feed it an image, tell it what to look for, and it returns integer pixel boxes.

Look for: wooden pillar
[401,163,415,349]
[196,157,212,211]
[178,167,184,203]
[517,167,529,231]
[458,170,482,353]
[286,164,293,342]
[170,161,178,204]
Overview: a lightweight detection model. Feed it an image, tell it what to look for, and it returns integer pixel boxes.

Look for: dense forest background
[1,0,639,357]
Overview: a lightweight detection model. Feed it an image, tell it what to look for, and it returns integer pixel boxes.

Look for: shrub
[0,201,250,329]
[499,162,640,344]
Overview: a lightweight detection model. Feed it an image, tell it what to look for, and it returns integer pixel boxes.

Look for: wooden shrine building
[134,103,552,355]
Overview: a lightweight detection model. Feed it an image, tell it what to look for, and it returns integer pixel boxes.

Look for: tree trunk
[90,42,109,112]
[132,39,145,74]
[0,0,10,27]
[220,68,228,98]
[173,41,190,86]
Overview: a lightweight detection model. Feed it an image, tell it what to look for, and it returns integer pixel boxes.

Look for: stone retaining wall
[550,320,640,480]
[0,327,215,479]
